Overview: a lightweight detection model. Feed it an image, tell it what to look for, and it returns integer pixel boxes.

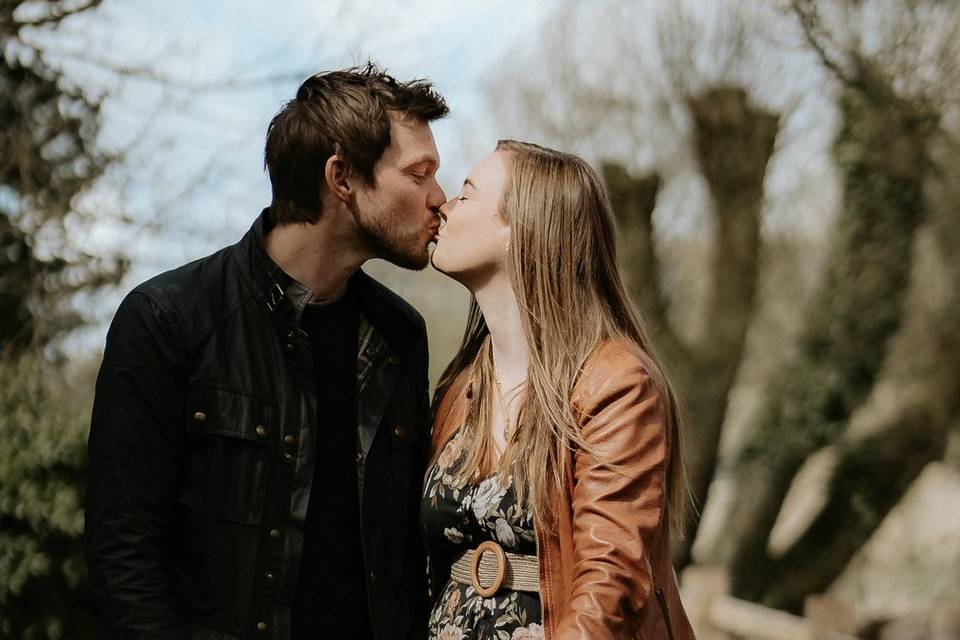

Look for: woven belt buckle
[471,540,507,597]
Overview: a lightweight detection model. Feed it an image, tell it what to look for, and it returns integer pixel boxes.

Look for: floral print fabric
[422,429,544,640]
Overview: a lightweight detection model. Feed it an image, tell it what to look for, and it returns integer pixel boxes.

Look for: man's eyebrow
[401,154,439,171]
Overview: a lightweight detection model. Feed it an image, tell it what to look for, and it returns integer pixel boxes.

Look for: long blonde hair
[434,140,689,535]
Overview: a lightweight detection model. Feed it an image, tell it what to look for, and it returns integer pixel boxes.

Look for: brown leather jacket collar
[428,339,696,639]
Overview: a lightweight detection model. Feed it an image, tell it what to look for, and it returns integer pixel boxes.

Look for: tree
[714,0,956,611]
[0,0,126,357]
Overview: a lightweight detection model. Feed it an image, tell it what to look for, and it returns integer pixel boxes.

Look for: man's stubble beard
[348,197,430,271]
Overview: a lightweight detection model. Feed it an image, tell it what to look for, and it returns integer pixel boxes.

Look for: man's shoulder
[123,243,248,342]
[133,245,235,302]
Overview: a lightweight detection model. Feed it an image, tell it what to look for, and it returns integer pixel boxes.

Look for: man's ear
[324,154,354,204]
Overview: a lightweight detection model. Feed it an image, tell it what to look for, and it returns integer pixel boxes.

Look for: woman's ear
[324,154,353,204]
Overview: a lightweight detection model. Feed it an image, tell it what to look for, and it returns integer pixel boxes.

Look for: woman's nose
[438,198,456,220]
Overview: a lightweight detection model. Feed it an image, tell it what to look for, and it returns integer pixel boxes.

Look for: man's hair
[264,62,449,225]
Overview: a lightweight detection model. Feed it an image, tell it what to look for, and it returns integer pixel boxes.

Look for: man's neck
[264,215,371,302]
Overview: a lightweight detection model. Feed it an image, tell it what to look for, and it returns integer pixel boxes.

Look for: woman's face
[431,151,511,287]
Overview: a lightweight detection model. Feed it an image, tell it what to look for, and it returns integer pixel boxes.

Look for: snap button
[387,355,399,365]
[269,528,280,539]
[193,411,207,424]
[256,425,269,439]
[368,571,376,583]
[283,452,295,464]
[283,434,297,446]
[257,621,268,632]
[285,343,294,353]
[264,571,275,583]
[393,425,407,440]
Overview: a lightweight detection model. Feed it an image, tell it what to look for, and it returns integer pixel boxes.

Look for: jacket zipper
[645,555,674,640]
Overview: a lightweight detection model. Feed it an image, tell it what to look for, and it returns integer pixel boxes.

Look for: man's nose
[426,178,446,212]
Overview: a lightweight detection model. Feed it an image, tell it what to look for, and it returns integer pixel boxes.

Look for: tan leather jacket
[428,340,696,639]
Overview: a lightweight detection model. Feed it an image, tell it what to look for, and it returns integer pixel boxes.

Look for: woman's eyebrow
[464,178,478,190]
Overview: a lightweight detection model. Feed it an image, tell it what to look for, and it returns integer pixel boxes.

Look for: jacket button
[283,452,295,464]
[257,621,268,632]
[285,343,294,353]
[264,571,275,583]
[387,355,399,365]
[393,425,407,440]
[356,451,363,464]
[256,425,269,438]
[269,528,280,539]
[283,434,297,446]
[193,411,207,424]
[368,571,376,583]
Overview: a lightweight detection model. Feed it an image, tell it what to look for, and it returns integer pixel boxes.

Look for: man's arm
[405,329,431,639]
[84,291,189,639]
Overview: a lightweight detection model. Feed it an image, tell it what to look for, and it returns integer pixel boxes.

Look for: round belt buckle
[471,540,507,597]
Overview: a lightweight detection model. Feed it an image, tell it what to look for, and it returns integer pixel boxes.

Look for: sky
[32,0,553,355]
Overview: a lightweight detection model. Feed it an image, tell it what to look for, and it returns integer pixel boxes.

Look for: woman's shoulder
[572,338,660,410]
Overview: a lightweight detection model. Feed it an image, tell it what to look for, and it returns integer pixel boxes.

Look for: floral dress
[422,428,544,640]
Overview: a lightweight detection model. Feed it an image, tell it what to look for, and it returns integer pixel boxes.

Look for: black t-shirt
[290,285,372,639]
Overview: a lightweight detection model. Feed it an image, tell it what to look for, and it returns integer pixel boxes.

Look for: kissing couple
[85,63,696,640]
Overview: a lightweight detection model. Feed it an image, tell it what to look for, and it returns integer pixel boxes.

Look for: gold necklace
[492,354,525,443]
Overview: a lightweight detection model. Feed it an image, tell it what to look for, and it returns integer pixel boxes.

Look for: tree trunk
[721,67,938,606]
[678,88,778,566]
[604,87,779,568]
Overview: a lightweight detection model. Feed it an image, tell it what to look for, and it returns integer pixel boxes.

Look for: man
[85,64,448,640]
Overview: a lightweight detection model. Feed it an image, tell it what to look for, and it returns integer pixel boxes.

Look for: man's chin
[381,245,430,271]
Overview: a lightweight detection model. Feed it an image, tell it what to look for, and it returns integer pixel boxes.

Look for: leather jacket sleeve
[84,291,190,639]
[554,355,668,640]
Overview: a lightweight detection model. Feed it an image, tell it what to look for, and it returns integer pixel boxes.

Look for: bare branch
[7,0,102,29]
[790,0,863,88]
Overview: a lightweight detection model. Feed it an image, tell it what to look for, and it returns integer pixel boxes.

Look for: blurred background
[1,0,959,638]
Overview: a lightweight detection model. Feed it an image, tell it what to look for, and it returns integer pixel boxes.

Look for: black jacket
[84,210,431,639]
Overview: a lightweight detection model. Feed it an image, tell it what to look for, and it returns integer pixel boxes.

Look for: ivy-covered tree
[1,1,123,637]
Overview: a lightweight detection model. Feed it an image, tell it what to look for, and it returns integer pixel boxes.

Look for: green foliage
[0,355,96,639]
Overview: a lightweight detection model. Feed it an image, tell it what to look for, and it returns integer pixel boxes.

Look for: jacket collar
[239,208,419,350]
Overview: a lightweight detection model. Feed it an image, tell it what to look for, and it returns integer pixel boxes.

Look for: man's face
[351,112,445,270]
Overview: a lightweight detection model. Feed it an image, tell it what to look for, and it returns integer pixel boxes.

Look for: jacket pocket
[178,385,277,525]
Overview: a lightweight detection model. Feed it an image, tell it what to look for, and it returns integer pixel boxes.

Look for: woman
[422,140,696,639]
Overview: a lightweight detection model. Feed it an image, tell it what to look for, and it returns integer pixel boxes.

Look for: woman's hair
[433,139,691,535]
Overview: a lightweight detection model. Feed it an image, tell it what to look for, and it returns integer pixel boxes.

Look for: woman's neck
[473,274,528,388]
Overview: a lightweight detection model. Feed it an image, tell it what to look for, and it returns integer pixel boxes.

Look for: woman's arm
[554,353,669,640]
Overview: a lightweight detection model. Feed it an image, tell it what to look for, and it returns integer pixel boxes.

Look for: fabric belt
[450,540,540,596]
